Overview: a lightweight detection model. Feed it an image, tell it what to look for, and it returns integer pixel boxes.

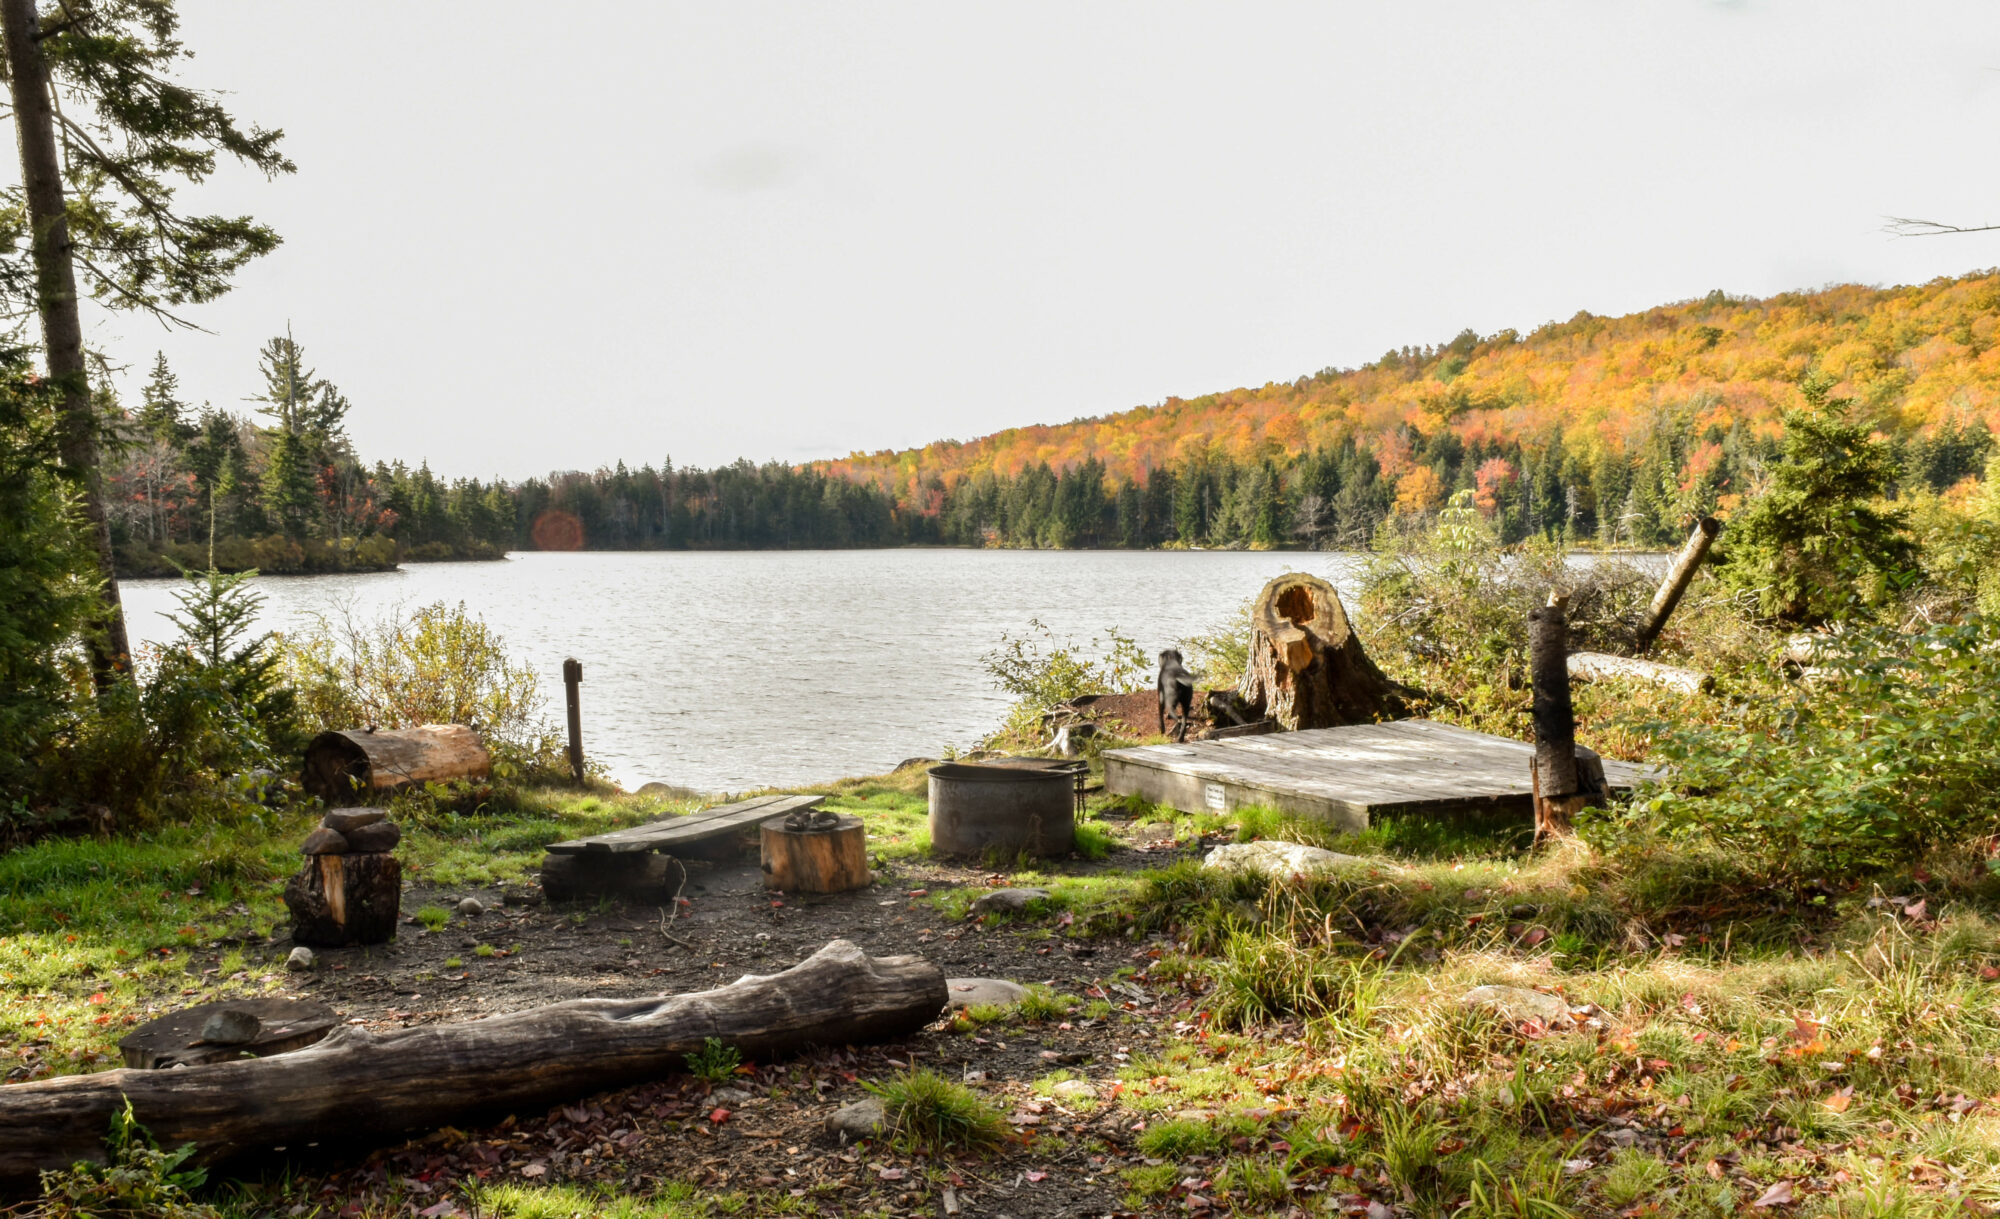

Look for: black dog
[1157,649,1195,740]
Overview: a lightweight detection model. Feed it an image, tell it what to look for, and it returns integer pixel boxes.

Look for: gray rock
[826,1097,885,1141]
[456,897,485,917]
[285,946,315,972]
[300,827,349,856]
[1051,1079,1096,1101]
[1460,985,1571,1027]
[710,1086,753,1106]
[322,809,385,834]
[198,1007,263,1045]
[945,977,1031,1010]
[1201,840,1379,879]
[970,887,1049,915]
[343,821,401,853]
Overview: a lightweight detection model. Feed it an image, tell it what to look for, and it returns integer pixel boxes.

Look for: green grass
[863,1067,1011,1153]
[414,904,452,931]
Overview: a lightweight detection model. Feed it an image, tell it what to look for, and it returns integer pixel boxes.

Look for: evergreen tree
[136,352,194,445]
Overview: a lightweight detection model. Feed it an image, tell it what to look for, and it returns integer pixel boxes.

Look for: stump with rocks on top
[283,808,403,947]
[760,810,869,894]
[1238,572,1404,731]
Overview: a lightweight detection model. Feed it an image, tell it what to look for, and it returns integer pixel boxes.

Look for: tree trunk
[301,725,491,802]
[1634,517,1720,654]
[1238,572,1401,730]
[283,852,402,947]
[761,814,869,894]
[1566,651,1710,695]
[0,940,944,1188]
[1527,601,1585,840]
[0,0,130,685]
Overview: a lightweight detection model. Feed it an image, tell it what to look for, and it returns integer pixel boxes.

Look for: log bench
[540,794,825,902]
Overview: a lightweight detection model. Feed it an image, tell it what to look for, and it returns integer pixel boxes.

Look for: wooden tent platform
[1103,720,1659,831]
[547,794,823,857]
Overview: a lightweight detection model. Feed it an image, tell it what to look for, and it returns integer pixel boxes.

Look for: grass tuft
[864,1068,1011,1154]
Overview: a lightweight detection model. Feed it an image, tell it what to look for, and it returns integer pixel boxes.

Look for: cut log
[0,940,944,1187]
[117,999,337,1070]
[1566,651,1711,695]
[301,724,491,803]
[283,852,402,948]
[1634,517,1721,653]
[1237,573,1403,731]
[1528,599,1584,841]
[761,813,869,894]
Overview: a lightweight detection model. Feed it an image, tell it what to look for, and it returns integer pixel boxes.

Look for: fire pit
[927,760,1078,858]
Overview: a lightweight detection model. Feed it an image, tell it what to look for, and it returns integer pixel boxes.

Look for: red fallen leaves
[708,1108,731,1124]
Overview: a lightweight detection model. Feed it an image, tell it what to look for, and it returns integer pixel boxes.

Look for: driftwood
[1238,573,1402,731]
[0,940,944,1188]
[760,813,869,893]
[301,724,491,803]
[1566,651,1711,695]
[1634,517,1720,653]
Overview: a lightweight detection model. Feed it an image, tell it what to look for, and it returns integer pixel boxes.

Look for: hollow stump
[284,852,401,948]
[760,814,869,894]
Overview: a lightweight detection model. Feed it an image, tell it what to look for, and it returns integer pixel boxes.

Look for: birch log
[301,725,491,802]
[0,940,943,1188]
[1633,517,1721,653]
[1566,651,1712,695]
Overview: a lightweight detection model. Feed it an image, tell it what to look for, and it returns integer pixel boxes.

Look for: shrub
[275,600,568,778]
[683,1037,742,1085]
[1594,618,2000,878]
[981,617,1147,744]
[34,1101,221,1219]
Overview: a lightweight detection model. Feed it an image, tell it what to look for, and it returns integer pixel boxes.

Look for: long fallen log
[0,940,943,1188]
[1567,651,1711,695]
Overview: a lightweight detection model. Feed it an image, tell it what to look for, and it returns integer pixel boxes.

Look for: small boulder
[1202,840,1379,879]
[198,1007,263,1046]
[970,887,1049,916]
[1460,985,1571,1028]
[1051,1079,1096,1101]
[456,897,485,917]
[322,809,385,834]
[300,827,349,856]
[945,977,1031,1009]
[343,821,401,853]
[826,1097,885,1141]
[711,1086,753,1106]
[285,946,315,972]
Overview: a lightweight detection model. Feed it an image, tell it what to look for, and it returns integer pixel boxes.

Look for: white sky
[85,1,2000,480]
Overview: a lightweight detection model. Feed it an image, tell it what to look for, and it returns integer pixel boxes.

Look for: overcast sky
[86,2,2000,480]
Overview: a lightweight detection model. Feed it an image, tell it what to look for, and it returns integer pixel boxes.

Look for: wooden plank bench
[540,794,824,902]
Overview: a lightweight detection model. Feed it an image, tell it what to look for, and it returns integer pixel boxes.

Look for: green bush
[1594,618,2000,878]
[34,1101,221,1219]
[275,600,568,777]
[981,617,1147,744]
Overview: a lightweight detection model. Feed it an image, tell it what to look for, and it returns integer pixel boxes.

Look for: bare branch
[1884,215,2000,237]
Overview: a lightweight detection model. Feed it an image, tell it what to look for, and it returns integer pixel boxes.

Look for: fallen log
[1238,572,1403,731]
[1566,651,1712,695]
[301,724,490,803]
[1633,517,1720,653]
[0,939,943,1188]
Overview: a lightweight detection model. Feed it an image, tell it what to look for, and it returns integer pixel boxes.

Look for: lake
[121,550,1368,793]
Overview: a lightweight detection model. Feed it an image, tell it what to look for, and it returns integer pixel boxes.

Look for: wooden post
[563,657,584,784]
[1528,598,1585,841]
[1634,517,1721,654]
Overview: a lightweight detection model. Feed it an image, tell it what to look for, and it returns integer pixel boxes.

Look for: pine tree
[136,352,194,445]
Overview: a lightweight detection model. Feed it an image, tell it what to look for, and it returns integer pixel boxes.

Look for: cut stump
[118,999,337,1069]
[1238,572,1403,731]
[760,814,868,893]
[283,852,401,948]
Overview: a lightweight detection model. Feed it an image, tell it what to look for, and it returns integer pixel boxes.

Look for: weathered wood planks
[1103,720,1660,829]
[546,794,823,855]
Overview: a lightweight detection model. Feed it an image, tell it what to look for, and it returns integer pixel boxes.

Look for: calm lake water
[120,550,1368,793]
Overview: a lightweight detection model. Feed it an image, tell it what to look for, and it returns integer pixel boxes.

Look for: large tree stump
[761,814,869,893]
[283,852,401,947]
[1238,573,1402,731]
[0,940,944,1188]
[301,724,490,802]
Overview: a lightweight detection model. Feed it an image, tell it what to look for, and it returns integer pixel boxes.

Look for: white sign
[1204,783,1226,811]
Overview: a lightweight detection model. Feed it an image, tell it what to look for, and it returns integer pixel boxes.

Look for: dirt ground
[226,817,1216,1218]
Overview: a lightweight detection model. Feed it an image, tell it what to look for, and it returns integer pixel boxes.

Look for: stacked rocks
[283,808,404,948]
[299,807,403,856]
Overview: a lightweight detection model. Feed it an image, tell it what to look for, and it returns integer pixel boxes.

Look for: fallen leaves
[1752,1180,1795,1208]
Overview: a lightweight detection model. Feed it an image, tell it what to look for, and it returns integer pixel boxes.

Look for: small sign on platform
[1204,783,1226,811]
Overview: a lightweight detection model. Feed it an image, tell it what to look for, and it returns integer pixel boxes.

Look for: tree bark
[1633,517,1720,654]
[301,725,492,802]
[1527,602,1583,840]
[283,852,402,947]
[761,814,869,894]
[1238,572,1401,730]
[1566,651,1710,695]
[0,0,130,684]
[0,940,944,1188]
